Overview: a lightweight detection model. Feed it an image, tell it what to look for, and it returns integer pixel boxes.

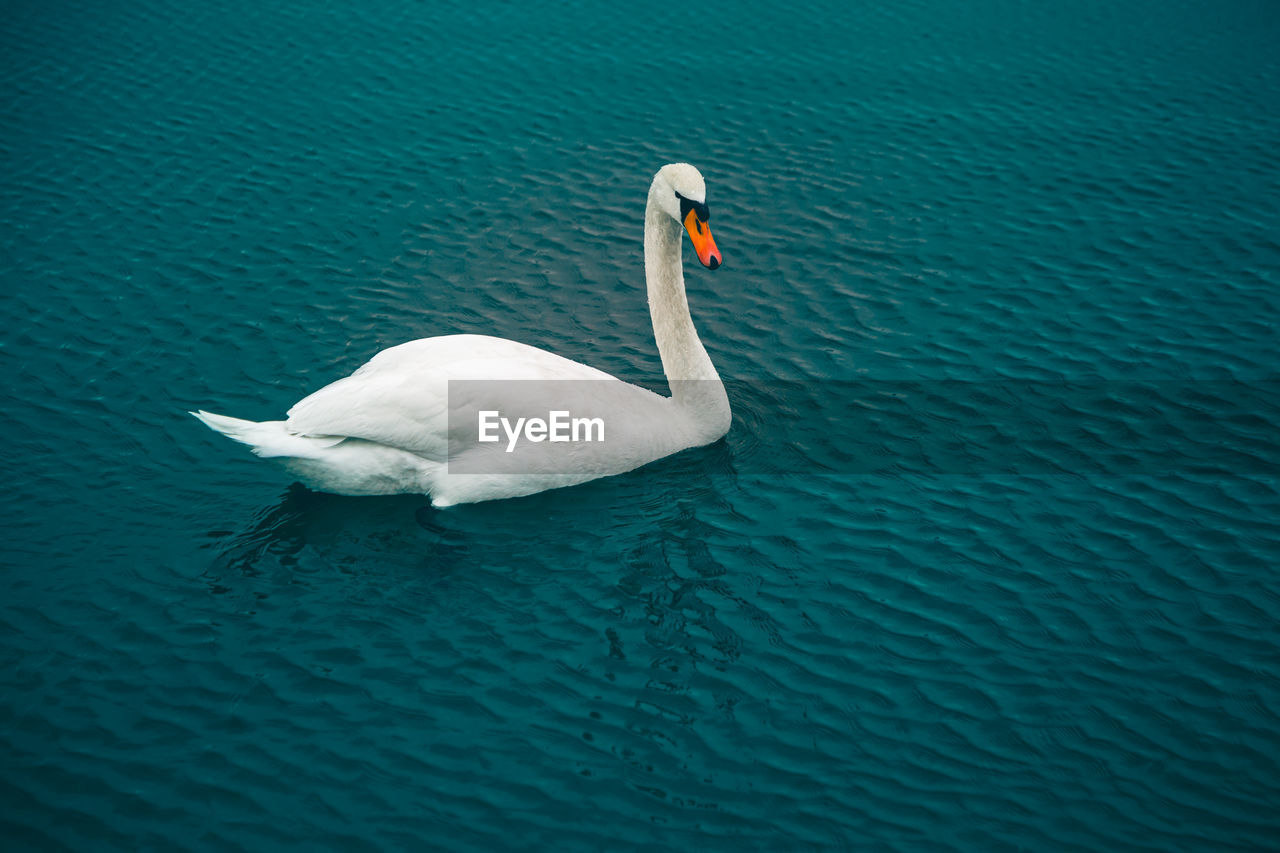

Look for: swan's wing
[284,334,627,458]
[285,367,453,457]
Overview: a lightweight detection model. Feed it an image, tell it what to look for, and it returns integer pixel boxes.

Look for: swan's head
[653,163,722,270]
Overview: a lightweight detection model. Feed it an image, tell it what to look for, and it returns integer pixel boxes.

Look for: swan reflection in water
[205,436,741,587]
[200,437,772,641]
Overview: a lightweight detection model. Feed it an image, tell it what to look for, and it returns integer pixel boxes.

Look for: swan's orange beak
[683,208,722,270]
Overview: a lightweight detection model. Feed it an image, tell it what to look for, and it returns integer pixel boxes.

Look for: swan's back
[284,334,624,458]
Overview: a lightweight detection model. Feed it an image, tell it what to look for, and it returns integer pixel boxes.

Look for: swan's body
[193,164,729,506]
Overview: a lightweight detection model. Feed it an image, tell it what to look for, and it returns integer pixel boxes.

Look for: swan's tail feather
[190,410,269,446]
[190,410,343,459]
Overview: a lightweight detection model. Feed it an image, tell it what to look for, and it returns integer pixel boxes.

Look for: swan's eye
[675,191,710,225]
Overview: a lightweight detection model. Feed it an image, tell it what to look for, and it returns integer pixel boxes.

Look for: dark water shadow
[200,439,763,593]
[202,484,439,589]
[197,437,798,686]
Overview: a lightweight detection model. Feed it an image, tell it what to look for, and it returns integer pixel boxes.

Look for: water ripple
[4,0,1280,849]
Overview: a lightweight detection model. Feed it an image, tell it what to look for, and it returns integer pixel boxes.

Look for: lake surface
[3,0,1279,849]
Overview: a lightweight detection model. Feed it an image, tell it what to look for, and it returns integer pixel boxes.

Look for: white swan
[192,163,730,507]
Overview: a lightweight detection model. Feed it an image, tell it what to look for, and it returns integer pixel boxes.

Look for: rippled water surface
[3,0,1279,849]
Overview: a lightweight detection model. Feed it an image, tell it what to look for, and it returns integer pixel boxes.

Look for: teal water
[3,0,1280,849]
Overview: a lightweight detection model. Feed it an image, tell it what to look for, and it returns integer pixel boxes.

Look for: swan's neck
[644,183,730,431]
